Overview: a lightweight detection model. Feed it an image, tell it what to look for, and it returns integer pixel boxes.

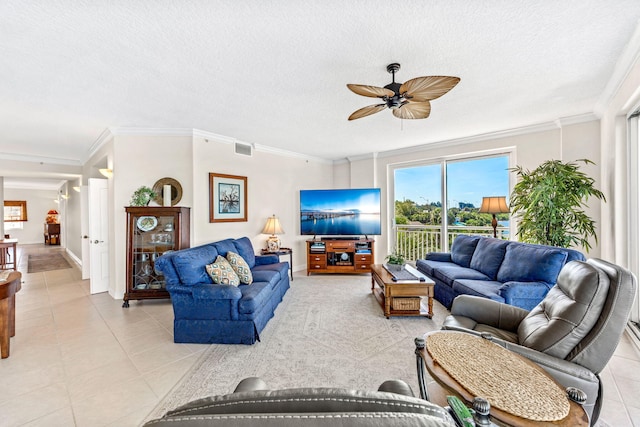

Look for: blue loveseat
[155,237,290,344]
[416,235,585,310]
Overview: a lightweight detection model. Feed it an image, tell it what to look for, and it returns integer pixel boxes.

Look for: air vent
[235,142,252,156]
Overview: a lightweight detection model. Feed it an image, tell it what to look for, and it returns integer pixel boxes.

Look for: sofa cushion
[452,279,505,303]
[206,256,241,286]
[172,244,219,285]
[252,262,289,281]
[450,235,481,268]
[497,244,568,284]
[213,239,237,257]
[226,251,253,284]
[238,282,271,314]
[416,259,454,277]
[251,270,280,289]
[469,238,509,280]
[433,265,491,287]
[517,261,610,358]
[233,237,256,268]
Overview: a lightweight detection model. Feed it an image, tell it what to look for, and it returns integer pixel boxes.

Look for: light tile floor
[1,244,639,426]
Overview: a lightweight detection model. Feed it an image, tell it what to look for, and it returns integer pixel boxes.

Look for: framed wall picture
[209,173,248,222]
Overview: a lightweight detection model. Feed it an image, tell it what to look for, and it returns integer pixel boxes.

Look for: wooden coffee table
[370,264,435,318]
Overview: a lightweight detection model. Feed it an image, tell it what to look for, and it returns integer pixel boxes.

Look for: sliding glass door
[393,153,510,261]
[394,164,443,260]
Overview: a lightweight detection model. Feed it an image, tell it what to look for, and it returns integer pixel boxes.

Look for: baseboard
[65,248,82,268]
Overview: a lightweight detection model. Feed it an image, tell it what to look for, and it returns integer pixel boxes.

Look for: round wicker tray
[426,332,570,422]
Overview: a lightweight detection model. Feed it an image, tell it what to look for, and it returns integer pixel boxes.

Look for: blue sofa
[155,237,290,344]
[415,235,585,310]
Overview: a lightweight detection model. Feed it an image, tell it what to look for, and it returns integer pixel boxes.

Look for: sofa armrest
[255,254,279,265]
[167,283,242,300]
[449,295,529,331]
[425,252,452,262]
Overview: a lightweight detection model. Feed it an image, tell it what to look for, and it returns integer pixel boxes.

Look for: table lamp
[262,214,284,252]
[478,196,509,238]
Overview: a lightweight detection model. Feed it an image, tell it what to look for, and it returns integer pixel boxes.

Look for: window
[392,153,510,260]
[4,200,28,222]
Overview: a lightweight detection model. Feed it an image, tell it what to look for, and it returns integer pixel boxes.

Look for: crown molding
[346,152,378,163]
[192,129,237,144]
[3,179,67,190]
[554,113,600,127]
[83,127,114,163]
[376,120,560,159]
[375,114,599,160]
[0,152,81,166]
[254,143,331,164]
[87,127,330,164]
[594,20,640,116]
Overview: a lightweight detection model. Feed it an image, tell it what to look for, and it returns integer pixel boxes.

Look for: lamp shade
[47,210,59,215]
[262,215,284,235]
[478,196,510,214]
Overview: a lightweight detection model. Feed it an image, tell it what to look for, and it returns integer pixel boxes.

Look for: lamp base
[266,236,281,252]
[491,214,498,238]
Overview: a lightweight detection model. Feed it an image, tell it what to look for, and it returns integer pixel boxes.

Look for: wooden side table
[261,248,293,281]
[415,331,589,427]
[0,271,22,358]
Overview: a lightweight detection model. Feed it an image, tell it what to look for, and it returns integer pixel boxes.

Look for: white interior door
[89,178,109,294]
[80,185,91,280]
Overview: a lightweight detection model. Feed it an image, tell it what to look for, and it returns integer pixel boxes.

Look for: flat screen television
[300,188,381,236]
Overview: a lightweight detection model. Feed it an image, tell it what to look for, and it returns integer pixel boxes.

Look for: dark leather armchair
[442,258,637,426]
[144,377,457,426]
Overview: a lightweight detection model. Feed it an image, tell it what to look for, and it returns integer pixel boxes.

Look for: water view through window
[393,155,510,259]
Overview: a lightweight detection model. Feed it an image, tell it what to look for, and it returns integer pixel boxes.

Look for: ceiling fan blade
[400,76,460,102]
[347,84,395,98]
[348,104,387,121]
[392,101,431,119]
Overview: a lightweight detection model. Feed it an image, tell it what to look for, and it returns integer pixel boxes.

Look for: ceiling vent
[235,142,253,156]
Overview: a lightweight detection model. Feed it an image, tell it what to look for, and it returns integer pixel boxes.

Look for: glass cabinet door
[124,206,190,308]
[131,213,176,291]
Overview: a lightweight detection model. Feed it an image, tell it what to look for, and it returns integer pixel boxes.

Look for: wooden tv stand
[306,238,374,275]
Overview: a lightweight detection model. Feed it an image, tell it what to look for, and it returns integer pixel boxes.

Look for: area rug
[27,253,72,273]
[145,275,449,421]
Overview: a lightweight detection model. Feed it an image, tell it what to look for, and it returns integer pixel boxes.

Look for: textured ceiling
[1,1,640,168]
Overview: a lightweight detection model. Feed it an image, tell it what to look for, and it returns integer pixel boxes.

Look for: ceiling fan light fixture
[347,63,459,121]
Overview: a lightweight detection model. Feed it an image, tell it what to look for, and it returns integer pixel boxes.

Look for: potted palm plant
[509,159,605,251]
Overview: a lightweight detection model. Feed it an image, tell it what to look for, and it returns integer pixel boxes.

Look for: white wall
[336,122,603,262]
[192,136,334,273]
[3,188,59,244]
[82,131,334,299]
[112,134,194,299]
[598,45,640,325]
[63,180,83,262]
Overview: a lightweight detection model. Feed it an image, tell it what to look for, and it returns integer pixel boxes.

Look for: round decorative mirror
[152,177,183,206]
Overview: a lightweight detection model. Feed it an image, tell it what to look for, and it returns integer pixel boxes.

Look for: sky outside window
[395,156,509,208]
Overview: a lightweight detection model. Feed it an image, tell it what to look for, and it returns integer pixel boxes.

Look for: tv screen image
[300,188,381,236]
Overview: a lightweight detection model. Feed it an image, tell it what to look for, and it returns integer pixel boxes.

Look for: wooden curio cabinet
[123,206,190,307]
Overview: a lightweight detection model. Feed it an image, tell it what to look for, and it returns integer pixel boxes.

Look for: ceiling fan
[347,63,460,121]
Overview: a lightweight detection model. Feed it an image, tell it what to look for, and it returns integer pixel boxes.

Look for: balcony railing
[394,224,510,262]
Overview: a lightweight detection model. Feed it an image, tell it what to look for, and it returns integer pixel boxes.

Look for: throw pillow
[226,251,253,284]
[206,255,240,286]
